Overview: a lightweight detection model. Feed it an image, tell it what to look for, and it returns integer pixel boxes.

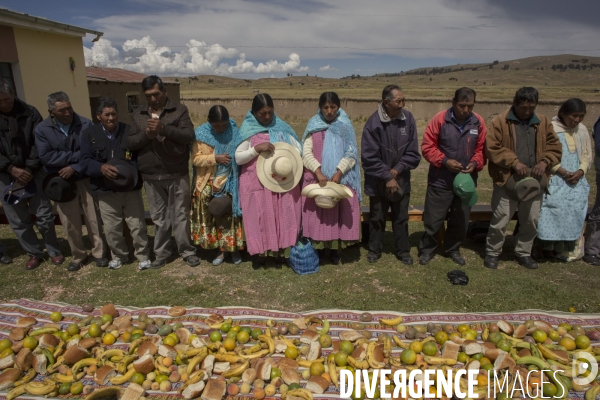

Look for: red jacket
[421,108,486,190]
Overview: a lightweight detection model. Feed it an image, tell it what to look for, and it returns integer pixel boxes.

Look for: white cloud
[84,37,309,76]
[319,65,339,71]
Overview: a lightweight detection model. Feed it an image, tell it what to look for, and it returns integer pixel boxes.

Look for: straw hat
[302,182,354,209]
[256,142,303,193]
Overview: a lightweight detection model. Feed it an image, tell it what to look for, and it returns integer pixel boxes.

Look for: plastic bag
[286,237,320,275]
[447,270,469,285]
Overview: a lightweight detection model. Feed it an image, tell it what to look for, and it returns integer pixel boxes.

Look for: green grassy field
[1,120,599,314]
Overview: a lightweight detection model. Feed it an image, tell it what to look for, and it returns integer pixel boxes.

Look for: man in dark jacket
[0,79,63,270]
[80,97,150,271]
[361,85,421,264]
[418,87,487,266]
[126,75,199,268]
[35,91,107,271]
[583,116,600,265]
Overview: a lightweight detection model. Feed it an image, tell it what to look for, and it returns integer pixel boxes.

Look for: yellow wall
[13,27,91,119]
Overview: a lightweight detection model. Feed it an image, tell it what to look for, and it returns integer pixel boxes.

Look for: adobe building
[0,8,102,119]
[86,67,180,123]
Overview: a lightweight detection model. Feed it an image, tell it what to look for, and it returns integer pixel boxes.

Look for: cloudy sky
[2,0,600,78]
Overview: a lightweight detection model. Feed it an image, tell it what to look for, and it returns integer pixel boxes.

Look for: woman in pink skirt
[301,92,362,264]
[235,94,302,266]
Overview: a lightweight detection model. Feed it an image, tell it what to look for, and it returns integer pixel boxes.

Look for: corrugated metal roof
[86,67,179,84]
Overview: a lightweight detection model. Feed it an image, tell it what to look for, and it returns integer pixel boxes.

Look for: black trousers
[585,174,600,256]
[368,193,411,256]
[418,185,471,255]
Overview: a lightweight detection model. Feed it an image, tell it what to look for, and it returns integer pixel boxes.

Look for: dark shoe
[330,250,341,265]
[252,256,267,268]
[149,259,167,269]
[25,256,42,270]
[231,251,242,265]
[67,261,83,272]
[94,257,109,268]
[448,252,466,266]
[419,253,434,265]
[0,253,12,264]
[185,255,200,267]
[367,252,380,263]
[483,255,498,269]
[515,255,538,269]
[582,254,600,266]
[50,254,64,265]
[396,252,413,265]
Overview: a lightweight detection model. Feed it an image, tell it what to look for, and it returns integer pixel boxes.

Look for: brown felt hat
[505,173,547,202]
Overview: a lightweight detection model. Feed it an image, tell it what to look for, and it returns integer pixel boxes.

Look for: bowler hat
[453,173,478,207]
[103,158,139,192]
[3,180,37,205]
[42,173,77,203]
[505,173,547,202]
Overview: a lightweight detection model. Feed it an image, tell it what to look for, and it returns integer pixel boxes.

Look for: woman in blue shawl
[191,105,243,265]
[301,92,362,264]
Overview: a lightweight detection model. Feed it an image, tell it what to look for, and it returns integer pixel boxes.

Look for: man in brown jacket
[126,75,199,269]
[484,87,561,270]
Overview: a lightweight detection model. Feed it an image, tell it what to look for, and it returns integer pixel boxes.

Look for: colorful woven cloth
[1,299,598,400]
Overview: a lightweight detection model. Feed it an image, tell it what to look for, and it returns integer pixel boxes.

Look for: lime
[548,330,560,342]
[339,340,354,355]
[575,335,590,349]
[457,352,468,363]
[422,341,438,356]
[155,374,169,383]
[70,382,84,395]
[285,346,298,359]
[221,322,231,333]
[130,333,142,341]
[496,340,512,352]
[163,336,177,347]
[319,334,332,348]
[226,331,238,340]
[489,332,504,345]
[400,349,416,365]
[0,339,13,353]
[101,314,113,324]
[23,336,38,350]
[209,330,222,342]
[58,382,72,395]
[542,382,558,398]
[66,324,80,336]
[50,311,63,322]
[240,326,252,335]
[270,368,282,380]
[334,351,348,367]
[435,331,448,345]
[309,362,325,376]
[230,325,241,333]
[237,331,250,344]
[288,383,301,391]
[251,328,262,340]
[532,330,547,343]
[471,353,483,361]
[131,372,145,385]
[88,324,101,338]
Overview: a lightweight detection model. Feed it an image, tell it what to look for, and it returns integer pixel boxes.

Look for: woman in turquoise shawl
[235,94,302,266]
[301,92,362,264]
[191,105,243,265]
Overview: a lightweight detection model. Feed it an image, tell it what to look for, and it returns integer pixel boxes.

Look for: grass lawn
[1,121,599,314]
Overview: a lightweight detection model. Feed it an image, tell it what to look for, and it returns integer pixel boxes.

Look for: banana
[42,349,55,368]
[187,352,207,375]
[205,341,221,352]
[29,327,58,336]
[53,340,65,358]
[214,353,244,363]
[530,343,544,359]
[209,317,231,330]
[379,315,403,326]
[184,346,208,358]
[109,366,136,385]
[72,358,97,376]
[241,343,263,355]
[516,355,550,369]
[13,368,36,386]
[257,334,275,354]
[100,349,125,362]
[423,355,457,366]
[545,370,569,399]
[154,356,172,375]
[283,388,314,400]
[538,344,570,365]
[109,355,123,362]
[306,316,323,326]
[128,336,152,354]
[382,335,392,358]
[481,327,489,342]
[46,356,65,374]
[179,370,205,394]
[366,341,385,369]
[25,378,57,395]
[509,348,520,361]
[84,386,123,400]
[318,318,330,335]
[354,338,370,348]
[348,355,370,369]
[392,334,409,349]
[546,344,568,351]
[52,371,85,383]
[388,356,402,368]
[277,336,296,348]
[6,385,27,400]
[116,354,137,374]
[221,359,249,378]
[328,354,338,388]
[240,349,269,360]
[515,342,531,350]
[296,357,325,368]
[501,333,523,345]
[585,384,600,400]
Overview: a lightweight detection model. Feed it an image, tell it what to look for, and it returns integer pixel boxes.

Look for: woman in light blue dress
[536,98,591,260]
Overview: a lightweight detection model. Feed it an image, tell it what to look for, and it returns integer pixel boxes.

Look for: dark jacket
[80,122,142,194]
[361,108,421,197]
[0,98,43,177]
[486,108,561,186]
[593,116,600,156]
[421,108,487,190]
[34,113,93,178]
[126,99,194,180]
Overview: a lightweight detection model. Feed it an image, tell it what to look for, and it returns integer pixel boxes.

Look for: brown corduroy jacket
[485,109,562,186]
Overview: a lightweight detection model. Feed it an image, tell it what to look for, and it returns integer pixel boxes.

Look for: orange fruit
[23,336,38,350]
[543,382,557,398]
[209,330,222,342]
[339,340,354,355]
[50,312,63,322]
[101,314,113,324]
[409,341,423,353]
[477,375,488,386]
[309,362,325,376]
[66,324,80,336]
[88,324,101,338]
[237,331,250,344]
[532,330,547,343]
[102,333,116,345]
[479,357,492,366]
[163,336,177,347]
[223,338,236,351]
[400,349,416,365]
[0,339,12,353]
[284,346,298,359]
[131,372,145,385]
[0,348,14,358]
[422,341,437,356]
[435,331,448,345]
[558,337,576,351]
[575,335,590,349]
[334,351,348,367]
[70,382,84,395]
[457,324,470,333]
[121,332,132,343]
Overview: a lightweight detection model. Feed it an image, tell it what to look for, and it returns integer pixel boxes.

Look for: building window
[127,95,139,113]
[0,63,16,93]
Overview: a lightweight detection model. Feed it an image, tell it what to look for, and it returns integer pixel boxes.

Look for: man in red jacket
[418,87,486,265]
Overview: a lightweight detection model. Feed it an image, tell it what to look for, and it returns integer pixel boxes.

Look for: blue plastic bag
[286,237,319,275]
